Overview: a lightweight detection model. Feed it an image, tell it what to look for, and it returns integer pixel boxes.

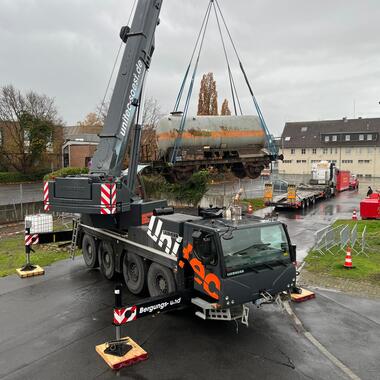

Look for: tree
[77,112,103,129]
[96,96,161,127]
[197,72,218,116]
[0,85,63,173]
[96,96,162,162]
[220,99,231,116]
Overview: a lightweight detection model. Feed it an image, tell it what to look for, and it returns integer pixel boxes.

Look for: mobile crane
[42,0,297,323]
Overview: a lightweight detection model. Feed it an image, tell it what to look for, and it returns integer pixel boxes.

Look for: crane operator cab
[143,211,297,310]
[186,219,296,308]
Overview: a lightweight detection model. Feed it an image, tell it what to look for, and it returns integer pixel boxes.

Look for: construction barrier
[313,223,371,257]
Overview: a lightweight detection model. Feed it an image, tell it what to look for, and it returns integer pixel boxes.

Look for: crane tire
[123,252,147,295]
[98,241,115,280]
[82,234,99,268]
[147,263,176,297]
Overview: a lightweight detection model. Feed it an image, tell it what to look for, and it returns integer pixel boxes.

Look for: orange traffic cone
[352,209,358,221]
[343,246,354,269]
[247,203,253,215]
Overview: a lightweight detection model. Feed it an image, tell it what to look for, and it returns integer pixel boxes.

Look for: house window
[345,135,350,141]
[301,148,306,154]
[284,137,291,141]
[322,148,328,154]
[290,148,295,154]
[367,134,372,141]
[301,127,308,132]
[283,160,292,164]
[312,148,317,154]
[332,135,337,142]
[342,160,353,164]
[358,160,371,164]
[335,148,338,154]
[359,134,364,141]
[325,136,330,142]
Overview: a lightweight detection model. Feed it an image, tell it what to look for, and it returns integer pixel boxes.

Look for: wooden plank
[96,337,148,370]
[291,288,315,303]
[16,265,45,278]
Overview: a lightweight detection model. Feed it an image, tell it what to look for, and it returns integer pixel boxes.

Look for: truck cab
[140,210,297,308]
[183,217,297,307]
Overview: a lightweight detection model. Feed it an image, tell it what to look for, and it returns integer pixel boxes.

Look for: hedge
[0,171,49,183]
[44,167,89,180]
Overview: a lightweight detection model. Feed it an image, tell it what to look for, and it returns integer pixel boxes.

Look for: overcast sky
[1,0,380,135]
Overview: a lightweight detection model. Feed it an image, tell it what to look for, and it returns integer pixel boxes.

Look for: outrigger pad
[291,288,315,303]
[16,265,45,278]
[96,337,148,370]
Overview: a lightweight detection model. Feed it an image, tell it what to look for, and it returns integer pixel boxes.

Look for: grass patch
[304,220,380,284]
[241,198,265,210]
[0,234,78,277]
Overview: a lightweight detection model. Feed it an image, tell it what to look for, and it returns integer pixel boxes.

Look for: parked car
[349,175,359,190]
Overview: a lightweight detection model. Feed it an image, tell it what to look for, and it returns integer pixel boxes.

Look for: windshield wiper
[230,243,271,256]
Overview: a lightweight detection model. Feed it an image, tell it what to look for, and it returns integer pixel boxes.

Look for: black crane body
[42,0,297,321]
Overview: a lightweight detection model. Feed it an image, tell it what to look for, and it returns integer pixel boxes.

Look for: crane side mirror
[289,244,297,263]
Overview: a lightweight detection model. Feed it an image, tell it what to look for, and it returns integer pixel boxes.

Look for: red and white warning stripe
[43,181,50,211]
[25,234,39,246]
[100,183,117,215]
[113,306,137,325]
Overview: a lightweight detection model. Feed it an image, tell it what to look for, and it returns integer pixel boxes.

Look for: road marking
[283,301,361,380]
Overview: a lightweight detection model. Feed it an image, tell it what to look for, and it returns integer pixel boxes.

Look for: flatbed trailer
[265,183,332,209]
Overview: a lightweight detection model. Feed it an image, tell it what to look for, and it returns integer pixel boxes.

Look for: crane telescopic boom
[45,0,163,217]
[91,0,162,177]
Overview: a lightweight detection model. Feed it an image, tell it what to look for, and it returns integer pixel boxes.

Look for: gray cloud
[1,0,379,135]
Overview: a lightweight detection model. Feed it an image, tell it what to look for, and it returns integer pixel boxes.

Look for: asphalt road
[0,259,347,380]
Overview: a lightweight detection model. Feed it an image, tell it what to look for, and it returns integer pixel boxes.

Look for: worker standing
[367,186,373,197]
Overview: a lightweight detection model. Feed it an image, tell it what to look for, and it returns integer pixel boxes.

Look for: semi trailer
[40,0,297,323]
[265,161,356,209]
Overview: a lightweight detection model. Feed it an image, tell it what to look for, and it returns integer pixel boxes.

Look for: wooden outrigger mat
[96,337,148,370]
[291,288,315,303]
[16,265,45,278]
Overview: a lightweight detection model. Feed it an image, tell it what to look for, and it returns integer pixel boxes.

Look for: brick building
[278,117,380,178]
[62,125,101,168]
